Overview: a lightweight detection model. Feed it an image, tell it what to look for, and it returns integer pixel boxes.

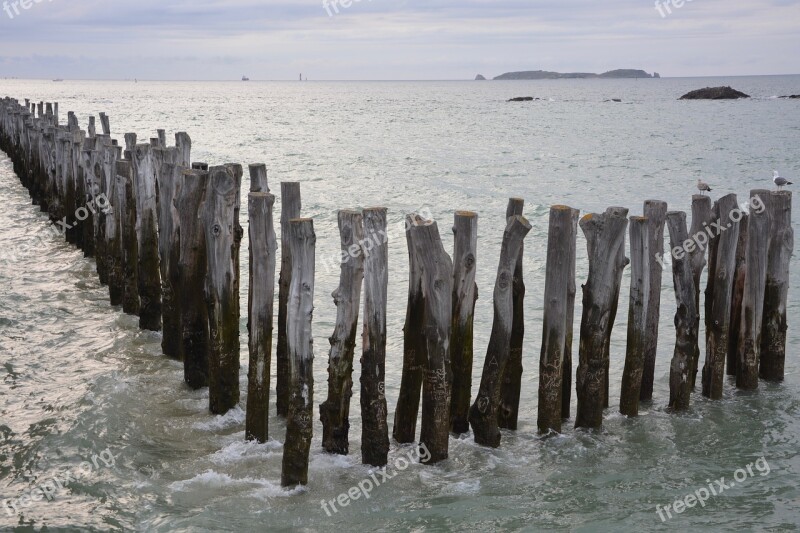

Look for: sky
[0,0,798,80]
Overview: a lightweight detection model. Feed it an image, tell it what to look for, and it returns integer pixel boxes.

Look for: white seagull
[697,179,712,195]
[773,170,793,190]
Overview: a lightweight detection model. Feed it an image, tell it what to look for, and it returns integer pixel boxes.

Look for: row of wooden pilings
[0,97,793,488]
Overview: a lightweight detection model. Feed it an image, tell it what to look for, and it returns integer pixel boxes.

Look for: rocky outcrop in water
[475,74,487,81]
[507,97,535,102]
[779,95,800,99]
[679,86,750,100]
[495,69,655,80]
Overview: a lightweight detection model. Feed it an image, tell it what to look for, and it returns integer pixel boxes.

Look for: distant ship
[242,75,250,81]
[53,79,64,82]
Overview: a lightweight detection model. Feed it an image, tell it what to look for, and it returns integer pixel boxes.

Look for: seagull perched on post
[773,170,793,190]
[697,179,712,195]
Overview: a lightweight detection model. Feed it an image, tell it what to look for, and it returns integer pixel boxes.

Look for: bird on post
[697,179,712,195]
[773,170,793,190]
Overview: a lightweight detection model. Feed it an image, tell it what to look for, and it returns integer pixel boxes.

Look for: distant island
[492,69,659,80]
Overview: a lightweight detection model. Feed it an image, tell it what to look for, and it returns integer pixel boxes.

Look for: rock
[475,74,487,81]
[654,72,661,78]
[679,86,750,100]
[508,97,534,102]
[612,98,622,102]
[779,95,800,99]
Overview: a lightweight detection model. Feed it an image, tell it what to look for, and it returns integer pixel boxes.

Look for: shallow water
[1,77,799,532]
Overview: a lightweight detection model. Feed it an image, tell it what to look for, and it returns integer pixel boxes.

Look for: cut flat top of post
[455,210,477,217]
[289,217,313,223]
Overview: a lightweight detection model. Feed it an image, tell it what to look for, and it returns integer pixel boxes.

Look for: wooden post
[106,140,123,306]
[449,211,478,434]
[124,133,136,160]
[178,169,210,389]
[728,213,749,376]
[99,112,110,135]
[575,207,629,429]
[281,218,316,488]
[620,216,649,417]
[175,132,191,168]
[561,208,580,419]
[132,143,162,331]
[639,200,667,402]
[665,211,698,410]
[246,192,278,443]
[116,161,140,316]
[393,215,426,443]
[157,129,167,148]
[689,195,713,388]
[411,217,454,463]
[277,182,302,417]
[737,190,771,390]
[702,194,740,399]
[360,208,390,466]
[158,159,183,359]
[320,210,364,454]
[204,166,241,414]
[499,198,525,429]
[469,215,531,447]
[760,191,793,381]
[538,206,577,431]
[249,163,269,193]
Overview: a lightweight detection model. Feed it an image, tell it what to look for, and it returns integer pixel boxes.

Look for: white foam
[192,405,246,431]
[209,439,283,465]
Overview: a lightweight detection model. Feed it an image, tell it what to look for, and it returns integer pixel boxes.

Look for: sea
[0,76,799,532]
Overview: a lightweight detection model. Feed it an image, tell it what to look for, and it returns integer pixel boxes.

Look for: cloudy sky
[0,0,798,80]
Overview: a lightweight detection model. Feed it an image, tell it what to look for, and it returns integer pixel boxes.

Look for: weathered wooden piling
[411,217,454,463]
[249,163,269,193]
[728,213,749,376]
[99,112,110,135]
[246,191,278,443]
[393,215,426,444]
[665,211,697,410]
[320,210,364,454]
[157,158,183,359]
[702,194,740,399]
[277,182,302,417]
[449,211,478,434]
[640,200,667,402]
[361,208,390,467]
[105,138,123,306]
[203,165,241,414]
[175,132,191,168]
[124,133,136,160]
[760,191,793,381]
[499,198,526,430]
[192,162,209,171]
[690,195,713,388]
[281,218,316,488]
[737,190,771,390]
[177,169,210,389]
[575,207,628,429]
[620,216,649,417]
[116,160,140,316]
[561,208,580,420]
[469,215,531,447]
[538,206,577,432]
[132,143,162,331]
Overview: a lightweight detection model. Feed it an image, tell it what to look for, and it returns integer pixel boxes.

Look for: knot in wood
[212,223,221,237]
[464,253,475,269]
[499,271,510,290]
